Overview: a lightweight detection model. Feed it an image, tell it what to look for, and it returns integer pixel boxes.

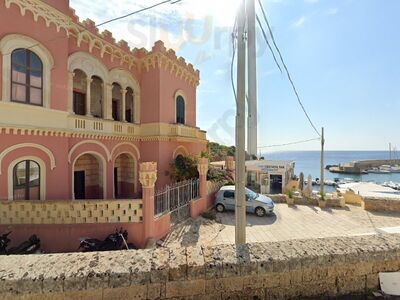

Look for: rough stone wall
[1,234,400,300]
[362,197,400,212]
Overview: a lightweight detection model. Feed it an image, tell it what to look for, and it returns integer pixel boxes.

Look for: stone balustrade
[1,234,400,299]
[0,101,207,141]
[0,199,143,225]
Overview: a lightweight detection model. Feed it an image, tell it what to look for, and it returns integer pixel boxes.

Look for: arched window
[13,160,40,200]
[11,49,43,106]
[176,96,185,124]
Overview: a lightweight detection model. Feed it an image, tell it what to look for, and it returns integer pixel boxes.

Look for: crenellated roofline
[3,0,200,86]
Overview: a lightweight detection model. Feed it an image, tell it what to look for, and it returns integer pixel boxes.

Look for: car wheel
[255,207,266,217]
[216,204,225,213]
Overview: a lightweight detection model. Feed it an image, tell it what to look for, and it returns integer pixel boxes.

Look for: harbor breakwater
[329,159,400,175]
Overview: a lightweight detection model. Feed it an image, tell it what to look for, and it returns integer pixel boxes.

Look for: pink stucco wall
[0,222,145,253]
[0,3,69,110]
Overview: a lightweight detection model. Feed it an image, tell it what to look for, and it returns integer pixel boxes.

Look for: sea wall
[362,197,400,212]
[268,194,345,208]
[1,234,400,299]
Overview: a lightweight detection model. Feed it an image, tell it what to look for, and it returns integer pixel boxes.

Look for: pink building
[0,0,210,251]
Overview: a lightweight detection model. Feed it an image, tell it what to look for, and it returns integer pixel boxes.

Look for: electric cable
[257,0,321,137]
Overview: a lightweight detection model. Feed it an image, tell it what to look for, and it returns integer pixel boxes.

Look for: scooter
[78,229,129,252]
[0,232,11,254]
[7,234,41,255]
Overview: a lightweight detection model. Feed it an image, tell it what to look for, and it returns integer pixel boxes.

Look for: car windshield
[246,189,258,200]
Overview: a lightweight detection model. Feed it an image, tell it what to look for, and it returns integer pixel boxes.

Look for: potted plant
[318,192,326,209]
[287,190,295,206]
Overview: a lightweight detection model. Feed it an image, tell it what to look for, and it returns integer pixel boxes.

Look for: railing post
[197,157,209,212]
[139,162,157,246]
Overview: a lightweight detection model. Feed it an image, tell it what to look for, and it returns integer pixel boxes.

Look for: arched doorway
[114,153,135,198]
[73,154,104,199]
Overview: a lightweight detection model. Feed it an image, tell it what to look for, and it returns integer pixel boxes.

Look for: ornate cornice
[4,0,200,85]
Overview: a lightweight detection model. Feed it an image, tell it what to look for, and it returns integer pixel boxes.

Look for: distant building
[211,160,295,194]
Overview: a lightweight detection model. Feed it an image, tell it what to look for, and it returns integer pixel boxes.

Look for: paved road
[161,204,400,248]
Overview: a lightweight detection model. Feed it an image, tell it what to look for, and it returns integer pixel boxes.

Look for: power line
[256,14,282,74]
[97,0,183,27]
[257,0,321,137]
[258,137,320,149]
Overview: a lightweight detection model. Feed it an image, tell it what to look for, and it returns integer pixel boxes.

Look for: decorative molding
[139,162,157,188]
[5,0,71,34]
[111,142,141,160]
[172,145,189,159]
[0,143,56,175]
[68,51,109,80]
[67,140,112,163]
[4,0,199,84]
[197,157,209,176]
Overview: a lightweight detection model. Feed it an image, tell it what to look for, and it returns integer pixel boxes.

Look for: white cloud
[214,68,228,76]
[327,8,339,15]
[292,16,306,28]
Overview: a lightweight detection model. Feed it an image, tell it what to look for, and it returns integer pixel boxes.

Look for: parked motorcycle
[0,232,11,254]
[7,235,41,255]
[78,228,129,252]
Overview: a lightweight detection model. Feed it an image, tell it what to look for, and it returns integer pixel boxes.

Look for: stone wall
[1,234,400,299]
[268,194,345,208]
[362,197,400,212]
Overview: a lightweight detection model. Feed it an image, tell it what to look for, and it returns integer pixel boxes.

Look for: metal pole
[320,127,325,196]
[235,0,247,246]
[247,0,257,158]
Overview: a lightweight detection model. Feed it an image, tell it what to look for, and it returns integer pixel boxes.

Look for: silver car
[215,185,275,217]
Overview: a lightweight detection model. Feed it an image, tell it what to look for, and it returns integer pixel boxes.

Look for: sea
[263,151,400,191]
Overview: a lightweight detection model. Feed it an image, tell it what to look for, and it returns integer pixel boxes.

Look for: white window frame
[0,34,54,108]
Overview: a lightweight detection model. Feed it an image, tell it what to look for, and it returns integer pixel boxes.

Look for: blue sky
[70,0,400,151]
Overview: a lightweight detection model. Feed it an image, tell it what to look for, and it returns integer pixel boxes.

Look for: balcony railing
[0,101,207,141]
[69,115,139,136]
[68,116,207,140]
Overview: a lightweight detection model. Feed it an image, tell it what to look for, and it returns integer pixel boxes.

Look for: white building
[211,160,295,194]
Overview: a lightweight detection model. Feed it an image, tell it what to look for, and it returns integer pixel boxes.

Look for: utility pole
[320,127,325,196]
[247,0,257,159]
[235,0,247,246]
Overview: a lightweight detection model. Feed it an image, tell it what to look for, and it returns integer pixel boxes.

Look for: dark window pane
[30,52,42,70]
[12,65,27,84]
[29,161,40,187]
[224,191,235,198]
[176,96,185,124]
[30,87,42,105]
[73,91,86,115]
[13,160,40,200]
[30,70,42,87]
[14,161,27,188]
[12,49,26,66]
[12,83,26,102]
